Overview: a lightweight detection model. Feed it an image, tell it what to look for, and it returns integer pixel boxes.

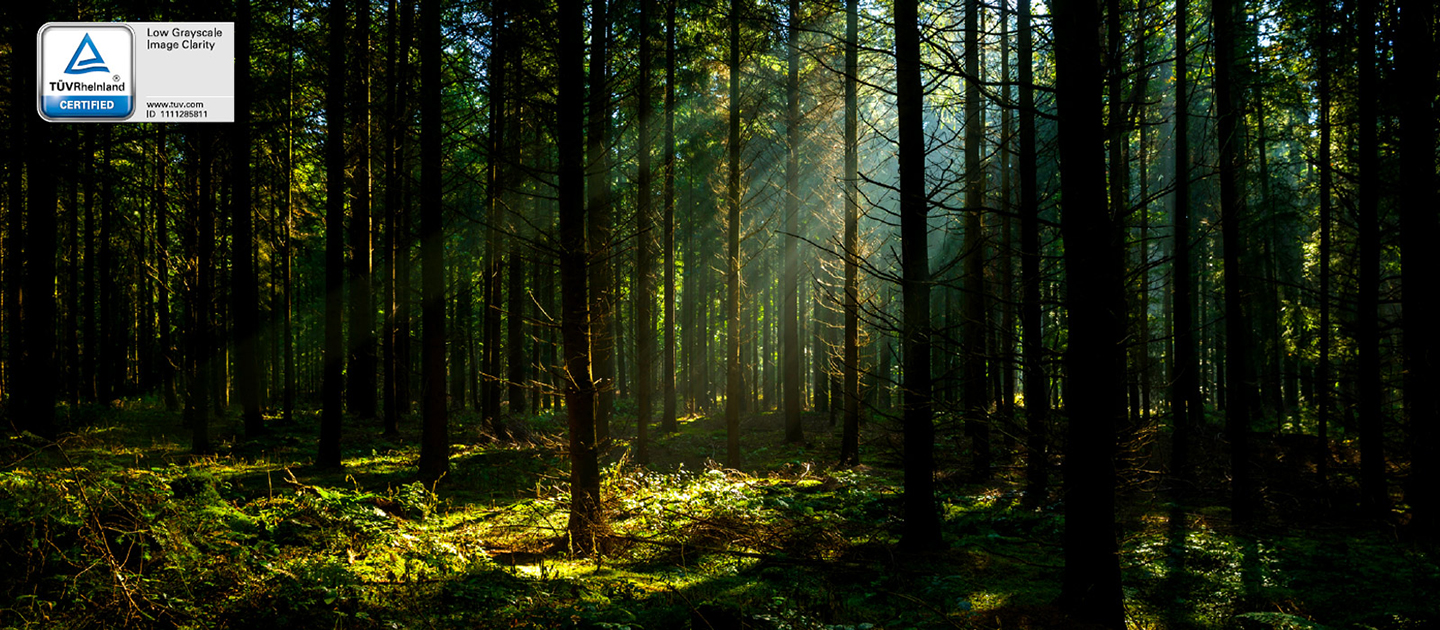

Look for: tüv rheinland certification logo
[39,24,135,121]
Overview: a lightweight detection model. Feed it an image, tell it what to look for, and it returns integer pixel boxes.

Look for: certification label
[38,22,235,123]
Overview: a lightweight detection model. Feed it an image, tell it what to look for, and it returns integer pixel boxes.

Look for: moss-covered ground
[2,401,1435,629]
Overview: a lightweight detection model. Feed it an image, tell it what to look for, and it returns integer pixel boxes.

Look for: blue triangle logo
[64,33,110,75]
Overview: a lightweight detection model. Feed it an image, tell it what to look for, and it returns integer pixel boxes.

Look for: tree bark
[895,0,940,552]
[319,0,348,468]
[587,0,614,444]
[1052,0,1124,624]
[234,0,264,437]
[418,0,449,481]
[962,0,990,482]
[560,0,601,553]
[1355,0,1386,517]
[636,0,654,463]
[349,0,378,422]
[839,0,859,462]
[663,0,679,434]
[725,0,743,469]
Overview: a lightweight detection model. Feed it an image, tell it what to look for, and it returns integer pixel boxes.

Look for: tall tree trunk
[234,0,264,437]
[1314,2,1331,486]
[1355,0,1386,517]
[418,0,448,481]
[962,0,990,481]
[350,0,378,421]
[508,249,526,417]
[636,0,654,462]
[191,132,216,453]
[319,0,348,468]
[1053,0,1124,624]
[895,0,940,551]
[483,0,509,437]
[4,5,26,416]
[1169,0,1201,487]
[838,0,859,462]
[1215,0,1256,524]
[1398,0,1438,535]
[781,0,805,444]
[1013,0,1048,506]
[559,0,601,553]
[157,130,179,412]
[19,0,58,437]
[725,0,743,469]
[383,0,402,435]
[282,0,299,424]
[587,0,614,444]
[662,0,679,434]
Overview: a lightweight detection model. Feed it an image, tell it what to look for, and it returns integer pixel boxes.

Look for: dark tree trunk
[319,0,347,469]
[349,0,378,422]
[894,0,940,552]
[636,0,654,463]
[1169,0,1202,489]
[508,252,526,417]
[781,0,805,445]
[1052,0,1124,624]
[1314,0,1332,487]
[418,0,448,481]
[1215,0,1257,524]
[663,0,679,434]
[382,0,403,436]
[1355,0,1386,517]
[191,132,216,454]
[587,0,614,444]
[725,0,743,469]
[1398,0,1438,535]
[839,0,860,464]
[156,130,179,412]
[961,0,990,482]
[559,0,601,553]
[18,0,58,437]
[234,0,264,437]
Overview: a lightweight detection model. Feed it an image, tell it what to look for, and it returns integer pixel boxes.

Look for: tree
[318,0,348,469]
[782,0,804,446]
[1052,0,1124,624]
[895,0,940,552]
[559,0,601,552]
[961,0,990,482]
[588,0,615,445]
[1354,0,1385,517]
[725,0,743,470]
[418,0,448,481]
[636,0,654,463]
[838,0,859,465]
[662,0,679,435]
[1017,0,1048,509]
[1169,0,1201,489]
[349,0,378,422]
[233,0,264,438]
[1398,0,1438,535]
[1214,0,1257,524]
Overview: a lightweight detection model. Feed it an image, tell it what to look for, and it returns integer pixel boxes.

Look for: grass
[1,400,1436,629]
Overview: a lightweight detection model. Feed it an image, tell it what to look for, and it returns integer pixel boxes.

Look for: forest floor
[2,399,1436,630]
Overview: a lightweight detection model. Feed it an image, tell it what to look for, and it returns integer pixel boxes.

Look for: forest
[1,0,1437,627]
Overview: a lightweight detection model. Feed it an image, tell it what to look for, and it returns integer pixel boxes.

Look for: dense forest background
[1,0,1437,627]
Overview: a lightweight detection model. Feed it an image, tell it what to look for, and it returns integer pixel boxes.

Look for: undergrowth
[0,404,1435,630]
